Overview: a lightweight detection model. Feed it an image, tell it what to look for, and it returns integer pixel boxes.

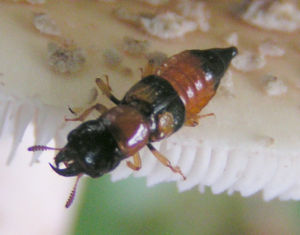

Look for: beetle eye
[84,152,95,164]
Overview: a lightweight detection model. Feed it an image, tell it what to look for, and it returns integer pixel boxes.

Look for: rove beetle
[29,47,238,207]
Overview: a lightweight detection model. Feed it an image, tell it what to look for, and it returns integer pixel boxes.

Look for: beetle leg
[126,152,142,171]
[184,113,215,127]
[147,143,186,180]
[198,112,215,119]
[65,103,108,122]
[96,76,121,105]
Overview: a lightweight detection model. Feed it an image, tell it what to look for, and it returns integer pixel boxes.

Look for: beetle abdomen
[157,47,238,121]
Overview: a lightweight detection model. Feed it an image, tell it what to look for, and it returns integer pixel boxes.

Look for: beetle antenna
[27,145,64,152]
[65,174,83,208]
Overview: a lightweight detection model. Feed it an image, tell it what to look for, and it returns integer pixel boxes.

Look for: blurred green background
[70,177,300,235]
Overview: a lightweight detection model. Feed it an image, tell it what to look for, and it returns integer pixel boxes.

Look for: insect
[29,47,238,207]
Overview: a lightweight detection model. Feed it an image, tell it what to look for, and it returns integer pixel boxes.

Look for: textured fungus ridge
[110,139,300,201]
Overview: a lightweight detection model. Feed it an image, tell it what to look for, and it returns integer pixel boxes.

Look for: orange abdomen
[157,51,215,118]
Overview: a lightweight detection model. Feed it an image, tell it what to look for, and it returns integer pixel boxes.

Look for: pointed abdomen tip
[216,47,238,69]
[229,46,238,58]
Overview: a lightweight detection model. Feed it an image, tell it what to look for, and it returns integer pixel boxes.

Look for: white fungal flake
[113,7,141,26]
[140,12,197,39]
[114,7,198,39]
[47,42,86,73]
[122,37,149,56]
[225,32,238,47]
[33,13,61,36]
[232,50,266,72]
[176,0,210,32]
[263,75,288,96]
[103,48,122,67]
[242,1,300,32]
[219,70,235,96]
[259,41,285,57]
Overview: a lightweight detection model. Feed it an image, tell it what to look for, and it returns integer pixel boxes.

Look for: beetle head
[50,119,124,178]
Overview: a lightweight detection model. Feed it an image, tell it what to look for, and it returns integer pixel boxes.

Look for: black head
[50,119,125,178]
